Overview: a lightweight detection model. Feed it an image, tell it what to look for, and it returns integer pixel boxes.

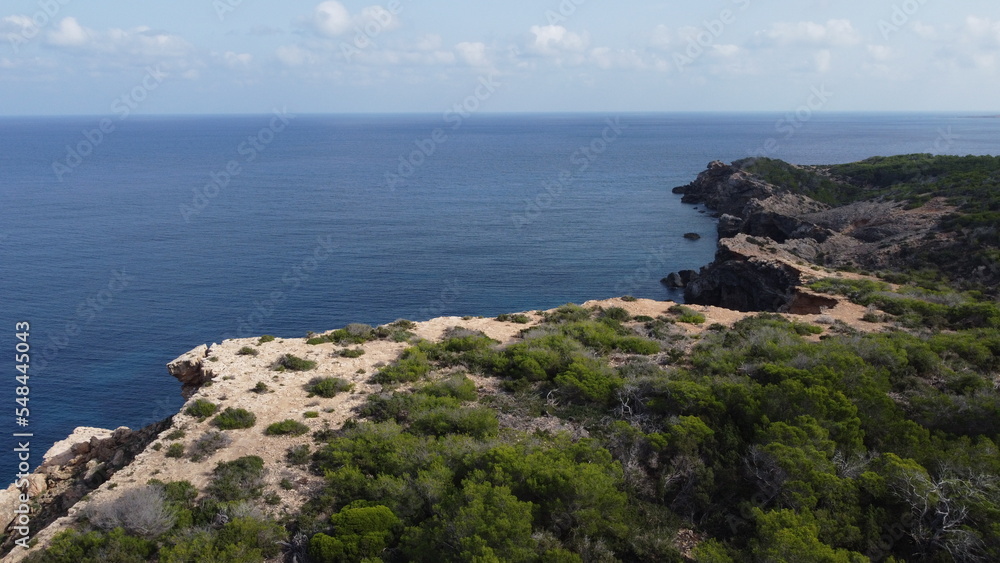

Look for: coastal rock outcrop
[167,344,213,398]
[0,420,172,555]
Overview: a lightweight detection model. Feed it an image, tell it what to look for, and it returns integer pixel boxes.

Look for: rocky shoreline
[664,159,955,312]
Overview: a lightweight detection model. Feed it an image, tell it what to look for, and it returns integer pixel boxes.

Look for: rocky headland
[665,159,961,312]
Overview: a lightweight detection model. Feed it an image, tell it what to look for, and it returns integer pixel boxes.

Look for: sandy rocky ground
[3,277,884,561]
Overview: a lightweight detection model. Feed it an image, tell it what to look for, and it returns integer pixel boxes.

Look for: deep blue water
[1,112,998,479]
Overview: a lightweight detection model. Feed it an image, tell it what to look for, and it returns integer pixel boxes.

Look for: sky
[1,0,998,115]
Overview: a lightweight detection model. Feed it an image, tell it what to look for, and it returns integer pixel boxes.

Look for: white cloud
[276,44,319,67]
[311,1,352,36]
[589,47,648,70]
[455,42,489,67]
[529,25,589,55]
[307,1,400,38]
[757,19,861,47]
[217,51,253,69]
[963,16,1000,46]
[47,17,89,47]
[650,24,672,50]
[40,18,193,60]
[867,45,895,62]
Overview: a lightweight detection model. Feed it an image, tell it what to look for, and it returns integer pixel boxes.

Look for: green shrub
[251,382,269,394]
[286,444,311,466]
[309,502,401,563]
[207,456,266,502]
[214,516,285,558]
[165,443,185,458]
[258,335,275,344]
[185,399,218,420]
[236,346,258,357]
[164,429,186,441]
[417,375,478,401]
[274,354,317,372]
[410,405,499,438]
[544,303,592,323]
[669,305,706,325]
[621,295,639,302]
[554,357,623,403]
[266,419,310,437]
[339,348,365,358]
[304,411,320,419]
[374,347,433,384]
[212,408,257,430]
[308,377,354,398]
[600,306,631,322]
[497,313,531,324]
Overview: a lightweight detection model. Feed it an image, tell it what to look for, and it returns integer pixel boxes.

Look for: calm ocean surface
[1,113,999,478]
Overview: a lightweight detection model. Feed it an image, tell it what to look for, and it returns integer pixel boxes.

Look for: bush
[621,295,639,302]
[258,335,275,344]
[236,346,258,357]
[274,354,317,372]
[84,485,176,538]
[669,305,706,325]
[164,429,186,441]
[497,313,531,324]
[554,357,623,403]
[185,399,218,420]
[214,516,286,558]
[207,456,266,502]
[374,347,433,384]
[339,348,365,358]
[545,303,592,324]
[189,431,232,462]
[304,411,320,419]
[417,375,478,401]
[266,419,310,437]
[165,443,185,458]
[25,528,155,563]
[251,382,269,394]
[600,306,632,322]
[309,323,377,345]
[308,377,354,398]
[287,444,311,466]
[212,407,257,430]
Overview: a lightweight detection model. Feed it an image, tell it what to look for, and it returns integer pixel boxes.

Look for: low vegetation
[212,407,257,430]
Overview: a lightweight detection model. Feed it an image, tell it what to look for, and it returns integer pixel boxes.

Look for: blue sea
[2,112,999,479]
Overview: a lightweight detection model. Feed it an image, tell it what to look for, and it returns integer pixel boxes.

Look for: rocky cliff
[668,159,956,312]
